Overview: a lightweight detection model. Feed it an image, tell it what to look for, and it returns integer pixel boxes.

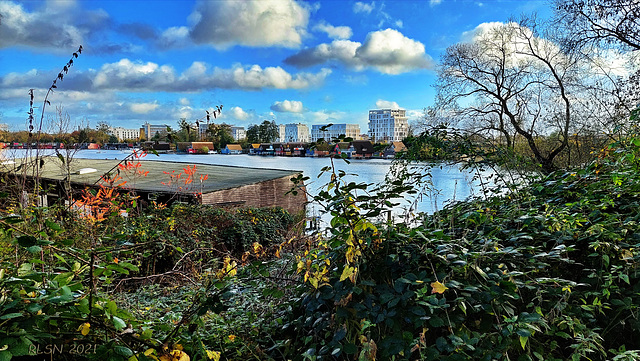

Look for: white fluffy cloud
[189,0,310,49]
[88,59,331,91]
[375,100,401,109]
[271,100,305,113]
[285,29,434,74]
[313,21,353,40]
[130,102,159,114]
[430,0,443,6]
[228,106,251,121]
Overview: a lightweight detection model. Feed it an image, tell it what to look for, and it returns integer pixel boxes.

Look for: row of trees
[424,0,639,173]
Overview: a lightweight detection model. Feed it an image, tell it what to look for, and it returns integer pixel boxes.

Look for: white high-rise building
[311,124,361,142]
[230,126,246,141]
[282,123,310,143]
[278,124,286,143]
[368,109,409,142]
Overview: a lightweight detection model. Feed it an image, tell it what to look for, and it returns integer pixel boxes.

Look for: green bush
[270,133,640,360]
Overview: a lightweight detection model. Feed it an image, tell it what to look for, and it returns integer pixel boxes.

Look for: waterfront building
[230,126,246,141]
[283,123,310,143]
[311,124,360,142]
[198,123,209,140]
[368,109,409,142]
[278,124,286,142]
[140,122,170,140]
[109,127,140,141]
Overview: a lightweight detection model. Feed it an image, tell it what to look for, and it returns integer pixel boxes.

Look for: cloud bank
[285,29,434,74]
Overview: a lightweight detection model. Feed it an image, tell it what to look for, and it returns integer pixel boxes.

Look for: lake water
[3,149,494,222]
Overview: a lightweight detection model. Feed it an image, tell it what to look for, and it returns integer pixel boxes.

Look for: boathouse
[1,157,306,215]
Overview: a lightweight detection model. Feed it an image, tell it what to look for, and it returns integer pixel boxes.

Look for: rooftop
[3,157,301,194]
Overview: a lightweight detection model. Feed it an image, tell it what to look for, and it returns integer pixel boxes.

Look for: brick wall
[201,175,307,215]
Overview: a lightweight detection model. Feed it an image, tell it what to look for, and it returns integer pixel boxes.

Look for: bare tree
[435,18,583,172]
[556,0,640,120]
[556,0,640,51]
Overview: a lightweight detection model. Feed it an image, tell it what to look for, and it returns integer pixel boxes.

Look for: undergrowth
[1,114,640,360]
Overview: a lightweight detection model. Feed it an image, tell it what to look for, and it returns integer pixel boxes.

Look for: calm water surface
[79,150,490,215]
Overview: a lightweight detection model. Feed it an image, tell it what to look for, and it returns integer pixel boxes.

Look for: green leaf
[45,219,61,231]
[619,274,630,284]
[0,313,23,320]
[0,350,12,361]
[112,316,126,331]
[519,335,528,350]
[140,328,152,340]
[113,346,133,356]
[106,301,117,316]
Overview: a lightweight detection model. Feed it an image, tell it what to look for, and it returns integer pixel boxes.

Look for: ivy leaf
[430,281,448,294]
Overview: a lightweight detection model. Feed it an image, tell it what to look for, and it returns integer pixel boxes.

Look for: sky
[0,0,552,134]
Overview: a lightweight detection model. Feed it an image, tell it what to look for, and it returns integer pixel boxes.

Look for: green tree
[205,123,234,150]
[246,124,260,143]
[259,120,278,143]
[177,118,196,142]
[246,120,278,143]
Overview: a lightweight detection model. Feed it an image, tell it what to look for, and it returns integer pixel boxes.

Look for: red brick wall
[201,175,307,215]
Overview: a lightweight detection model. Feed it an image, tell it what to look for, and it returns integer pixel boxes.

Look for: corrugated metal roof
[11,157,301,194]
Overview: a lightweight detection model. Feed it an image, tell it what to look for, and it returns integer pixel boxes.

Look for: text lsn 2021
[29,343,98,355]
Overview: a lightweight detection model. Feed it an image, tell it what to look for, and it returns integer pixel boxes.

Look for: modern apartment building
[368,109,409,142]
[140,123,169,140]
[278,124,286,142]
[197,123,206,139]
[109,127,140,141]
[230,126,246,141]
[282,123,310,143]
[311,124,361,142]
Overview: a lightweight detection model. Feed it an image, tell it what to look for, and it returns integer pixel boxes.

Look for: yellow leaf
[430,281,448,294]
[78,322,90,336]
[309,276,319,289]
[205,349,220,361]
[228,334,236,342]
[340,266,356,282]
[171,350,190,361]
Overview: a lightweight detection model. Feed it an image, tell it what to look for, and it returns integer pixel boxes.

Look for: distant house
[142,141,171,153]
[286,142,307,156]
[332,142,350,156]
[259,143,275,156]
[249,143,262,155]
[350,140,375,158]
[383,141,408,158]
[273,143,285,156]
[177,142,214,154]
[220,144,243,154]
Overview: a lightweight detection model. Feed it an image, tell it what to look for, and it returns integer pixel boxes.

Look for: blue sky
[0,0,551,133]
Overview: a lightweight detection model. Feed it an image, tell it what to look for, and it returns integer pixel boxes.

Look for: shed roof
[226,144,243,151]
[8,157,301,194]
